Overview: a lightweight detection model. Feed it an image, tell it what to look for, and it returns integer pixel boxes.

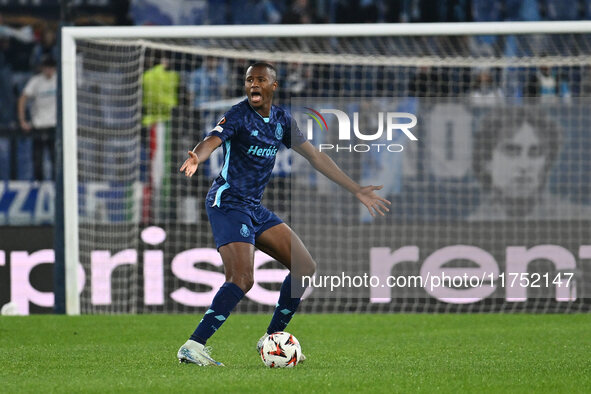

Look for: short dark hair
[247,62,277,82]
[472,105,562,191]
[41,55,56,68]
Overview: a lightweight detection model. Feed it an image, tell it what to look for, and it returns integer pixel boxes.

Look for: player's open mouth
[250,92,262,104]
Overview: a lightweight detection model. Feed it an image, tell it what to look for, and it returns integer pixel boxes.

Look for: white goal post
[60,21,591,315]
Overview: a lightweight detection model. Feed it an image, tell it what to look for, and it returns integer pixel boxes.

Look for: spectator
[448,0,471,22]
[504,0,540,21]
[0,36,14,181]
[207,0,229,24]
[585,0,591,20]
[469,67,503,106]
[142,53,180,126]
[384,0,404,22]
[579,65,591,96]
[541,0,580,57]
[396,0,456,23]
[408,66,450,97]
[400,0,420,22]
[229,58,250,98]
[0,31,15,128]
[334,0,361,23]
[523,65,570,103]
[282,0,315,24]
[29,25,58,73]
[0,13,34,44]
[359,0,380,23]
[542,0,580,21]
[334,0,379,23]
[230,0,281,24]
[17,55,56,181]
[0,14,33,74]
[470,0,502,56]
[130,0,220,25]
[188,57,227,108]
[0,14,35,84]
[503,0,542,62]
[129,0,174,25]
[418,0,447,22]
[274,61,313,102]
[284,62,313,96]
[141,52,181,221]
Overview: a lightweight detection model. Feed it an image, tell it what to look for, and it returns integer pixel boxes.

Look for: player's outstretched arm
[180,135,223,177]
[293,141,391,217]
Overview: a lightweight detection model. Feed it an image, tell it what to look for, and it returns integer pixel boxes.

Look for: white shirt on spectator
[23,73,57,128]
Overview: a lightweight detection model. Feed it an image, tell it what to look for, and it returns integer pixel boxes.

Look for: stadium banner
[3,98,591,313]
[0,180,143,225]
[1,223,589,315]
[0,181,55,225]
[0,226,55,315]
[0,178,292,227]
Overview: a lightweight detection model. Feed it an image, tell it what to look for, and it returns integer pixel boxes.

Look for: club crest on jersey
[275,123,283,140]
[240,224,250,237]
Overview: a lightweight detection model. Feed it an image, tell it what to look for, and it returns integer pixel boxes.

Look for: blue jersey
[205,99,306,208]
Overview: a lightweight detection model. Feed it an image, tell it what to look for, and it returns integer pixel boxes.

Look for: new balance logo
[251,130,259,136]
[247,145,278,157]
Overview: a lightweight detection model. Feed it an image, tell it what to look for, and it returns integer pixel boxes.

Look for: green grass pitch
[1,314,590,393]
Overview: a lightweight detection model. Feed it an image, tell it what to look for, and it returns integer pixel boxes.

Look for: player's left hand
[355,185,391,217]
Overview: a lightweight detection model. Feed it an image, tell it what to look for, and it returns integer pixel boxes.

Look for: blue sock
[266,274,305,335]
[190,282,244,345]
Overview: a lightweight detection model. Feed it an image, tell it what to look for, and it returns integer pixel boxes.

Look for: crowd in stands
[2,0,591,181]
[0,16,58,181]
[129,0,591,25]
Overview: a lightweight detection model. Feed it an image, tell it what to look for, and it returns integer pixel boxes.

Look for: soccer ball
[260,331,302,368]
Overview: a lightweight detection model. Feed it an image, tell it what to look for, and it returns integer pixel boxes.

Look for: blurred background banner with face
[470,102,591,221]
[366,98,591,223]
[488,123,547,200]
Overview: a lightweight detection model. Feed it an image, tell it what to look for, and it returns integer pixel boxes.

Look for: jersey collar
[247,100,273,123]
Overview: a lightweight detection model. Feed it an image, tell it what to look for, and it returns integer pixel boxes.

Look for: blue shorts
[205,202,284,249]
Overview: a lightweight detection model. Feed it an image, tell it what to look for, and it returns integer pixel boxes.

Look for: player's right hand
[20,120,32,132]
[180,151,199,177]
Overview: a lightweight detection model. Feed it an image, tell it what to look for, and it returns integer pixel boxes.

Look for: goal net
[62,23,591,314]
